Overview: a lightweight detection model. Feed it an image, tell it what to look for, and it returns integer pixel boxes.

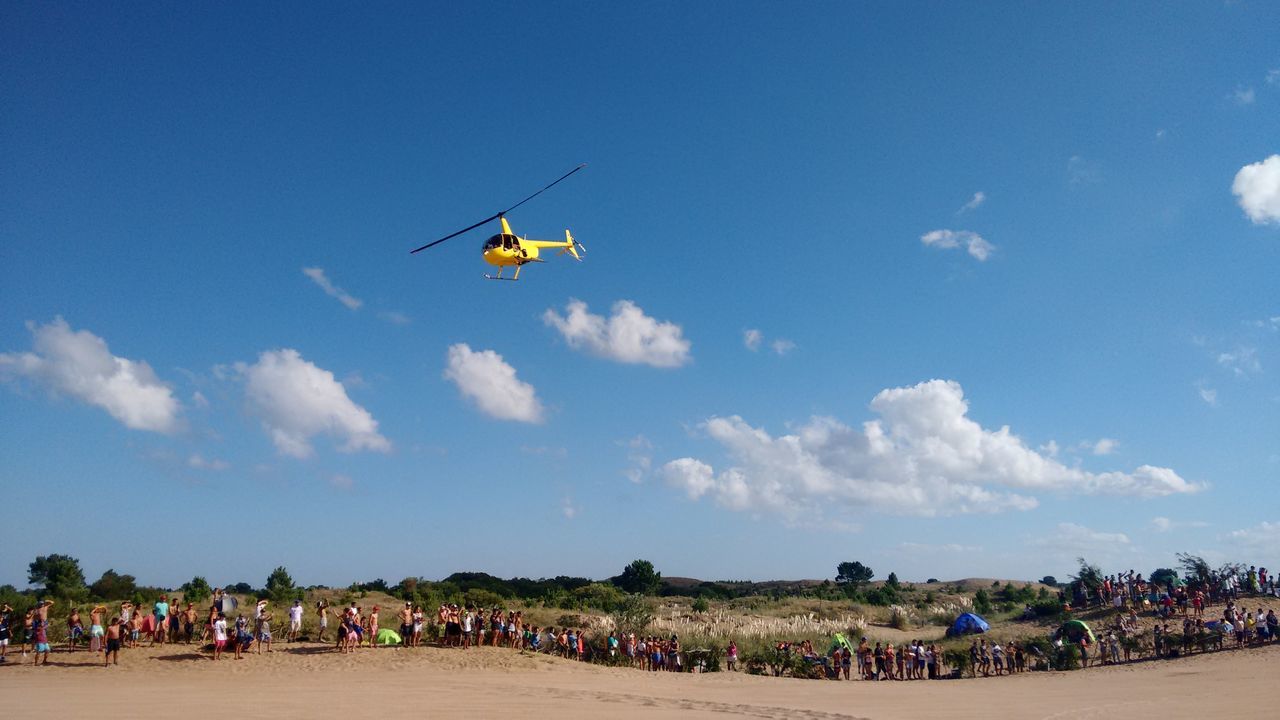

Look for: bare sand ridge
[3,641,1276,719]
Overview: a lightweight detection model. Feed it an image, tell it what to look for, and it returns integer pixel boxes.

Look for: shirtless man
[32,606,51,666]
[89,605,107,652]
[104,616,123,666]
[67,605,85,650]
[316,601,330,643]
[184,603,197,643]
[368,606,380,648]
[399,603,413,647]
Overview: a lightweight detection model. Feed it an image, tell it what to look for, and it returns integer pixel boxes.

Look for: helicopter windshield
[482,235,502,250]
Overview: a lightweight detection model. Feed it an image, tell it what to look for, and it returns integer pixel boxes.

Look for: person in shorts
[288,600,303,642]
[0,604,12,663]
[104,617,123,666]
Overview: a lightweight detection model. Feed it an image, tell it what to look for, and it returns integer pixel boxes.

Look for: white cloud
[1217,347,1260,377]
[543,299,691,368]
[1039,440,1060,457]
[192,390,209,409]
[561,497,578,520]
[330,474,354,491]
[1225,521,1280,551]
[302,267,363,310]
[1232,86,1255,105]
[443,343,544,423]
[1155,128,1167,141]
[237,349,390,458]
[622,433,653,483]
[1232,155,1280,225]
[920,229,994,261]
[1268,69,1280,86]
[1150,517,1208,533]
[1067,155,1100,185]
[188,454,229,471]
[1198,387,1219,406]
[743,329,763,352]
[771,339,797,355]
[897,542,982,554]
[1033,523,1132,563]
[958,191,986,213]
[660,379,1200,520]
[0,317,182,433]
[378,310,412,325]
[1090,438,1119,456]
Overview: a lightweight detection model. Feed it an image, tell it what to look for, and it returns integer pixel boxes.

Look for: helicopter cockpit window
[483,236,501,250]
[502,235,514,250]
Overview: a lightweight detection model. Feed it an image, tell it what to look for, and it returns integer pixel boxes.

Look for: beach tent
[1059,619,1096,644]
[376,628,402,646]
[948,613,990,637]
[826,633,855,655]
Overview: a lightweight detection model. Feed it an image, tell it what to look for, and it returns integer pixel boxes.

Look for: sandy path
[2,643,1276,719]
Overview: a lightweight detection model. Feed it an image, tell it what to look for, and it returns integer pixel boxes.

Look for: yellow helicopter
[410,164,587,280]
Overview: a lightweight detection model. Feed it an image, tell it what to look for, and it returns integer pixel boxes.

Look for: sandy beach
[3,641,1276,720]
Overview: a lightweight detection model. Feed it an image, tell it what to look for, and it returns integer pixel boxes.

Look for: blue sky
[2,2,1277,590]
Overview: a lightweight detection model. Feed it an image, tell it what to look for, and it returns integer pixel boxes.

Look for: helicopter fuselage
[482,233,541,268]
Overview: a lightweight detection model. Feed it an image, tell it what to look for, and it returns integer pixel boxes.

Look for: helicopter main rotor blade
[498,162,587,216]
[409,163,587,255]
[409,212,502,254]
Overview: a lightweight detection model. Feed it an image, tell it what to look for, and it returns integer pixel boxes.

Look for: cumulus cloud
[0,317,182,433]
[237,349,390,458]
[743,329,763,352]
[958,191,986,213]
[443,343,543,423]
[1232,155,1280,225]
[302,267,362,310]
[543,299,691,368]
[660,379,1199,520]
[920,229,994,261]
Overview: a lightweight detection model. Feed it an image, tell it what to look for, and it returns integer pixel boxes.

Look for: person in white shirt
[288,601,303,642]
[212,614,228,661]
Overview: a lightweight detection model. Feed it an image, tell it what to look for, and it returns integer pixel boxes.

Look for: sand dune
[3,641,1277,719]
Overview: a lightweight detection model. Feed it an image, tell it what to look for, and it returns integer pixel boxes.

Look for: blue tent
[948,612,990,637]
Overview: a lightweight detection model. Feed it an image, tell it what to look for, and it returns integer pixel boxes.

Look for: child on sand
[212,613,228,661]
[104,616,122,666]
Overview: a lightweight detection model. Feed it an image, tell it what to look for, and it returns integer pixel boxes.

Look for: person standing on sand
[67,606,84,650]
[89,605,106,652]
[212,613,228,661]
[32,612,51,666]
[257,607,273,653]
[153,596,169,645]
[0,604,12,663]
[369,606,380,648]
[184,603,197,643]
[104,616,123,666]
[288,600,303,642]
[399,603,413,647]
[316,601,329,643]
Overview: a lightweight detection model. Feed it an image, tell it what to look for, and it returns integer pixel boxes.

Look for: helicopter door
[502,235,514,250]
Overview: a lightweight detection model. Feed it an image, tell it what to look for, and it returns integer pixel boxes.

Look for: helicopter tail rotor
[560,229,584,260]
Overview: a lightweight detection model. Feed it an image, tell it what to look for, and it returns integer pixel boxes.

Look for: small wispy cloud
[743,329,762,352]
[1090,438,1119,456]
[770,339,796,355]
[957,191,986,214]
[1217,347,1260,377]
[561,497,578,519]
[188,454,229,471]
[1198,387,1219,406]
[1267,69,1280,86]
[330,474,354,490]
[1067,155,1101,185]
[302,267,362,310]
[920,229,994,261]
[1233,86,1256,106]
[1151,516,1209,533]
[378,310,412,325]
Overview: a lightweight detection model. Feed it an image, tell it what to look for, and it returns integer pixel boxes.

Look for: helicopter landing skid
[483,274,519,281]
